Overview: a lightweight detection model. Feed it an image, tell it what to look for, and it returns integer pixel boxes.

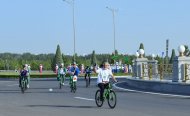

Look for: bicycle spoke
[108,90,117,109]
[95,90,103,107]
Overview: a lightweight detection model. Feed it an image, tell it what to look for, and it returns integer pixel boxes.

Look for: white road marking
[7,84,19,87]
[0,81,12,83]
[113,83,190,98]
[74,97,94,101]
[64,83,69,86]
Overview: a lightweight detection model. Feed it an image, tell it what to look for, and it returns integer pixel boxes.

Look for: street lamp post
[106,7,117,56]
[63,0,76,62]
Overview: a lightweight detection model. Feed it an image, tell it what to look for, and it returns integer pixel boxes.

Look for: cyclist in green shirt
[27,64,31,88]
[57,63,67,85]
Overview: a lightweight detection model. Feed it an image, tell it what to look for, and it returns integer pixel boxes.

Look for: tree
[91,50,97,65]
[139,43,145,56]
[52,45,63,69]
[115,49,119,56]
[184,45,190,56]
[72,53,78,63]
[139,43,144,50]
[169,49,176,64]
[155,55,162,64]
[62,54,65,64]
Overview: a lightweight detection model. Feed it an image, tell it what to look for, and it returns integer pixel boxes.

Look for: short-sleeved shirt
[59,68,66,75]
[20,70,28,77]
[85,68,92,74]
[96,68,113,84]
[70,67,80,76]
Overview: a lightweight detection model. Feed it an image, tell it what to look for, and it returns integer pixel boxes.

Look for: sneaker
[27,84,30,88]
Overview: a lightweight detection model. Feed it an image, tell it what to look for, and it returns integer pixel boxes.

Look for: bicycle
[70,75,77,93]
[59,74,65,89]
[20,76,28,93]
[95,82,117,109]
[85,73,91,88]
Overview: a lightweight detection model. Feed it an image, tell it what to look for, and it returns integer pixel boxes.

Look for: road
[0,77,190,116]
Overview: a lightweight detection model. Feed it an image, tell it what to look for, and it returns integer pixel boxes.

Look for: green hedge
[0,74,56,78]
[0,72,130,78]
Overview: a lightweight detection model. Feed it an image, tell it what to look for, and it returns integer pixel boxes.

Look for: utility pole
[63,0,76,62]
[106,7,117,56]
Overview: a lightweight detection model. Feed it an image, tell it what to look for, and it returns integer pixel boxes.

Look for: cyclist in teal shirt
[57,63,67,85]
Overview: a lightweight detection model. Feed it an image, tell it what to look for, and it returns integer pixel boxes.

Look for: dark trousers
[85,73,91,84]
[19,76,27,86]
[60,74,65,83]
[98,83,109,100]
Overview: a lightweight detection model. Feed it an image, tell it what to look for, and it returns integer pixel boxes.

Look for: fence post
[148,64,152,80]
[159,63,163,80]
[142,63,144,80]
[183,63,188,82]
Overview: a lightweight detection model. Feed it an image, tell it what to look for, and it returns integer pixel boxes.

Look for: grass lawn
[0,71,56,78]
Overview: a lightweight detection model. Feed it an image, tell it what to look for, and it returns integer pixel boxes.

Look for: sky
[0,0,190,56]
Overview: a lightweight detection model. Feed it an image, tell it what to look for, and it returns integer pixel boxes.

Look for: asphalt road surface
[0,77,190,116]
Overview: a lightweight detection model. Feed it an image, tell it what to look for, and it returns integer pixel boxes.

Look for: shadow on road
[27,105,97,109]
[29,87,60,90]
[0,88,70,94]
[0,89,21,93]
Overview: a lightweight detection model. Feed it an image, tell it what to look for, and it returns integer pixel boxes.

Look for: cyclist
[69,62,80,84]
[55,64,59,74]
[27,64,31,88]
[57,63,67,85]
[19,64,29,88]
[84,66,92,85]
[94,62,117,101]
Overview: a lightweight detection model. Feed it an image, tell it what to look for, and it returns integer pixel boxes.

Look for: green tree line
[1,43,183,70]
[0,50,135,71]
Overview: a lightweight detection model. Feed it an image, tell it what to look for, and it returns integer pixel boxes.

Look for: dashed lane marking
[74,97,94,101]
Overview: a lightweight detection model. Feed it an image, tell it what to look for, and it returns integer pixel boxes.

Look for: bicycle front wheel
[59,76,63,89]
[108,90,117,109]
[85,78,89,88]
[73,82,76,93]
[21,80,25,93]
[95,90,103,107]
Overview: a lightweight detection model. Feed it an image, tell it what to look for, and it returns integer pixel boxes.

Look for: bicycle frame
[95,82,117,109]
[59,74,65,89]
[103,83,112,99]
[85,73,91,87]
[70,75,77,93]
[20,76,27,93]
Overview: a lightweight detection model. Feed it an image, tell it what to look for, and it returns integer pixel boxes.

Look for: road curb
[113,81,190,98]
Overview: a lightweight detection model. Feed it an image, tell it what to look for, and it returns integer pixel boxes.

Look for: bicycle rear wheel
[95,90,103,107]
[70,84,73,92]
[70,76,73,92]
[73,82,76,93]
[107,90,117,109]
[59,83,62,89]
[21,80,25,93]
[59,77,62,89]
[88,76,91,86]
[85,78,89,88]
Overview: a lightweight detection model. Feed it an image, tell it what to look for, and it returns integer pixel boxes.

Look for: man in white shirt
[94,62,117,101]
[58,63,67,85]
